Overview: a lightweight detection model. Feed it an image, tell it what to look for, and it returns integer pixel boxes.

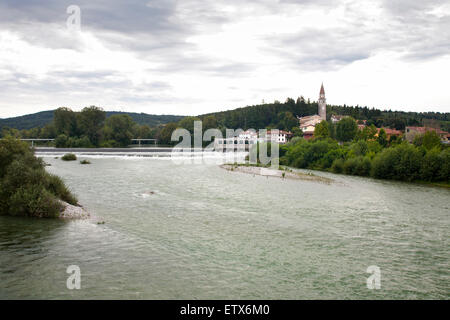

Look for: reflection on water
[0,155,449,299]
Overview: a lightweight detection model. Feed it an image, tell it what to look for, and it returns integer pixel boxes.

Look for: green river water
[0,154,449,299]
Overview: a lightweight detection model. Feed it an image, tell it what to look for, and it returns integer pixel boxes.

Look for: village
[214,84,450,150]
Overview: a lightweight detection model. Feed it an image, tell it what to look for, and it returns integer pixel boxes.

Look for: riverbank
[58,201,90,219]
[221,163,333,184]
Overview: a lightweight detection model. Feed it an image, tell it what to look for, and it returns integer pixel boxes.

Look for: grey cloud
[1,0,449,116]
[263,27,375,71]
[262,0,450,71]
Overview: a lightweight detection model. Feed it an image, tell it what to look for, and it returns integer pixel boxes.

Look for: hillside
[199,99,450,132]
[0,110,185,130]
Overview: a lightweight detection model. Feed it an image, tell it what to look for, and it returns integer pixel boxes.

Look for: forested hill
[199,98,450,131]
[0,110,185,130]
[1,100,449,133]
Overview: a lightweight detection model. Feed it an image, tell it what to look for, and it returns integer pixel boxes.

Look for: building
[213,129,292,150]
[375,128,403,139]
[297,83,327,139]
[330,114,349,123]
[239,130,258,142]
[357,124,366,130]
[299,115,322,132]
[318,83,326,120]
[405,126,450,143]
[261,130,292,144]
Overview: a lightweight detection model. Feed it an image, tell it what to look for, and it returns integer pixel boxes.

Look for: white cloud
[0,0,448,118]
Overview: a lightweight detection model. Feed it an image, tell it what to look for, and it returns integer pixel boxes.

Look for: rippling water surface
[0,154,449,299]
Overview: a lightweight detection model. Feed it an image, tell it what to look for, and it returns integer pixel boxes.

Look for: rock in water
[58,201,90,219]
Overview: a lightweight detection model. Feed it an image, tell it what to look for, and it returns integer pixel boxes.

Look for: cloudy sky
[0,0,449,118]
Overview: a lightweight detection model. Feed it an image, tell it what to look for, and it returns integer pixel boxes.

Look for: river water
[0,152,449,299]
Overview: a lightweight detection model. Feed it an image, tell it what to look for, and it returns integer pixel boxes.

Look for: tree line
[1,107,161,147]
[279,117,449,184]
[1,98,449,147]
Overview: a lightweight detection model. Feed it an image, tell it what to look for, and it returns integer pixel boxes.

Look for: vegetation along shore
[0,137,88,218]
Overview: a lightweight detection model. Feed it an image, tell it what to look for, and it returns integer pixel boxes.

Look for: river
[0,152,448,299]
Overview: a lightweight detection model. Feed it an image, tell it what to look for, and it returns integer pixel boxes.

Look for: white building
[330,114,348,123]
[213,129,291,150]
[239,130,258,142]
[297,83,327,139]
[260,130,291,144]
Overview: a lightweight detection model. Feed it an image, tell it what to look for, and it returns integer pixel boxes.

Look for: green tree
[357,124,377,141]
[55,134,68,148]
[54,107,77,136]
[377,128,388,147]
[277,111,298,131]
[40,124,56,139]
[202,115,218,131]
[103,114,134,147]
[291,127,303,137]
[77,106,106,146]
[421,147,442,181]
[336,117,358,142]
[177,116,201,134]
[157,122,178,145]
[371,143,422,181]
[134,125,153,139]
[422,131,441,150]
[314,120,330,139]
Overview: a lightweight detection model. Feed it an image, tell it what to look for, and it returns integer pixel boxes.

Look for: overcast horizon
[1,0,449,118]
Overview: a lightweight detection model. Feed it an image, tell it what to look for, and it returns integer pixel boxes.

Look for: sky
[0,0,449,118]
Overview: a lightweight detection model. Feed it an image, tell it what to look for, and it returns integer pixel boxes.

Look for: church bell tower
[318,83,326,120]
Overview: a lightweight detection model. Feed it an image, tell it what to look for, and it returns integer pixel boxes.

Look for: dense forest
[1,98,449,146]
[0,110,184,131]
[199,97,449,132]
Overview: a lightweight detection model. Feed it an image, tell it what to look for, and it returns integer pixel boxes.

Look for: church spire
[318,83,326,120]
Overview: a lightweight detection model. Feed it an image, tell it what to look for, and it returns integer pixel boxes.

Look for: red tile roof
[377,128,402,136]
[406,126,448,135]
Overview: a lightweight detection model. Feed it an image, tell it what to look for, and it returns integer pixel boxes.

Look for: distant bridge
[131,139,158,147]
[16,138,55,147]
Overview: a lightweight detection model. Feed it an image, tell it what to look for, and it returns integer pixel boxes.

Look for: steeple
[318,83,326,120]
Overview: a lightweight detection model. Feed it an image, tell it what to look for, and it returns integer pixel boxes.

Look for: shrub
[438,149,450,182]
[55,134,68,148]
[45,174,78,205]
[420,148,441,181]
[414,131,442,151]
[320,147,346,169]
[356,157,372,176]
[285,139,340,169]
[61,153,77,161]
[349,140,368,157]
[331,158,344,173]
[0,138,78,217]
[371,143,422,181]
[336,117,358,142]
[343,157,359,175]
[80,159,91,165]
[9,185,63,218]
